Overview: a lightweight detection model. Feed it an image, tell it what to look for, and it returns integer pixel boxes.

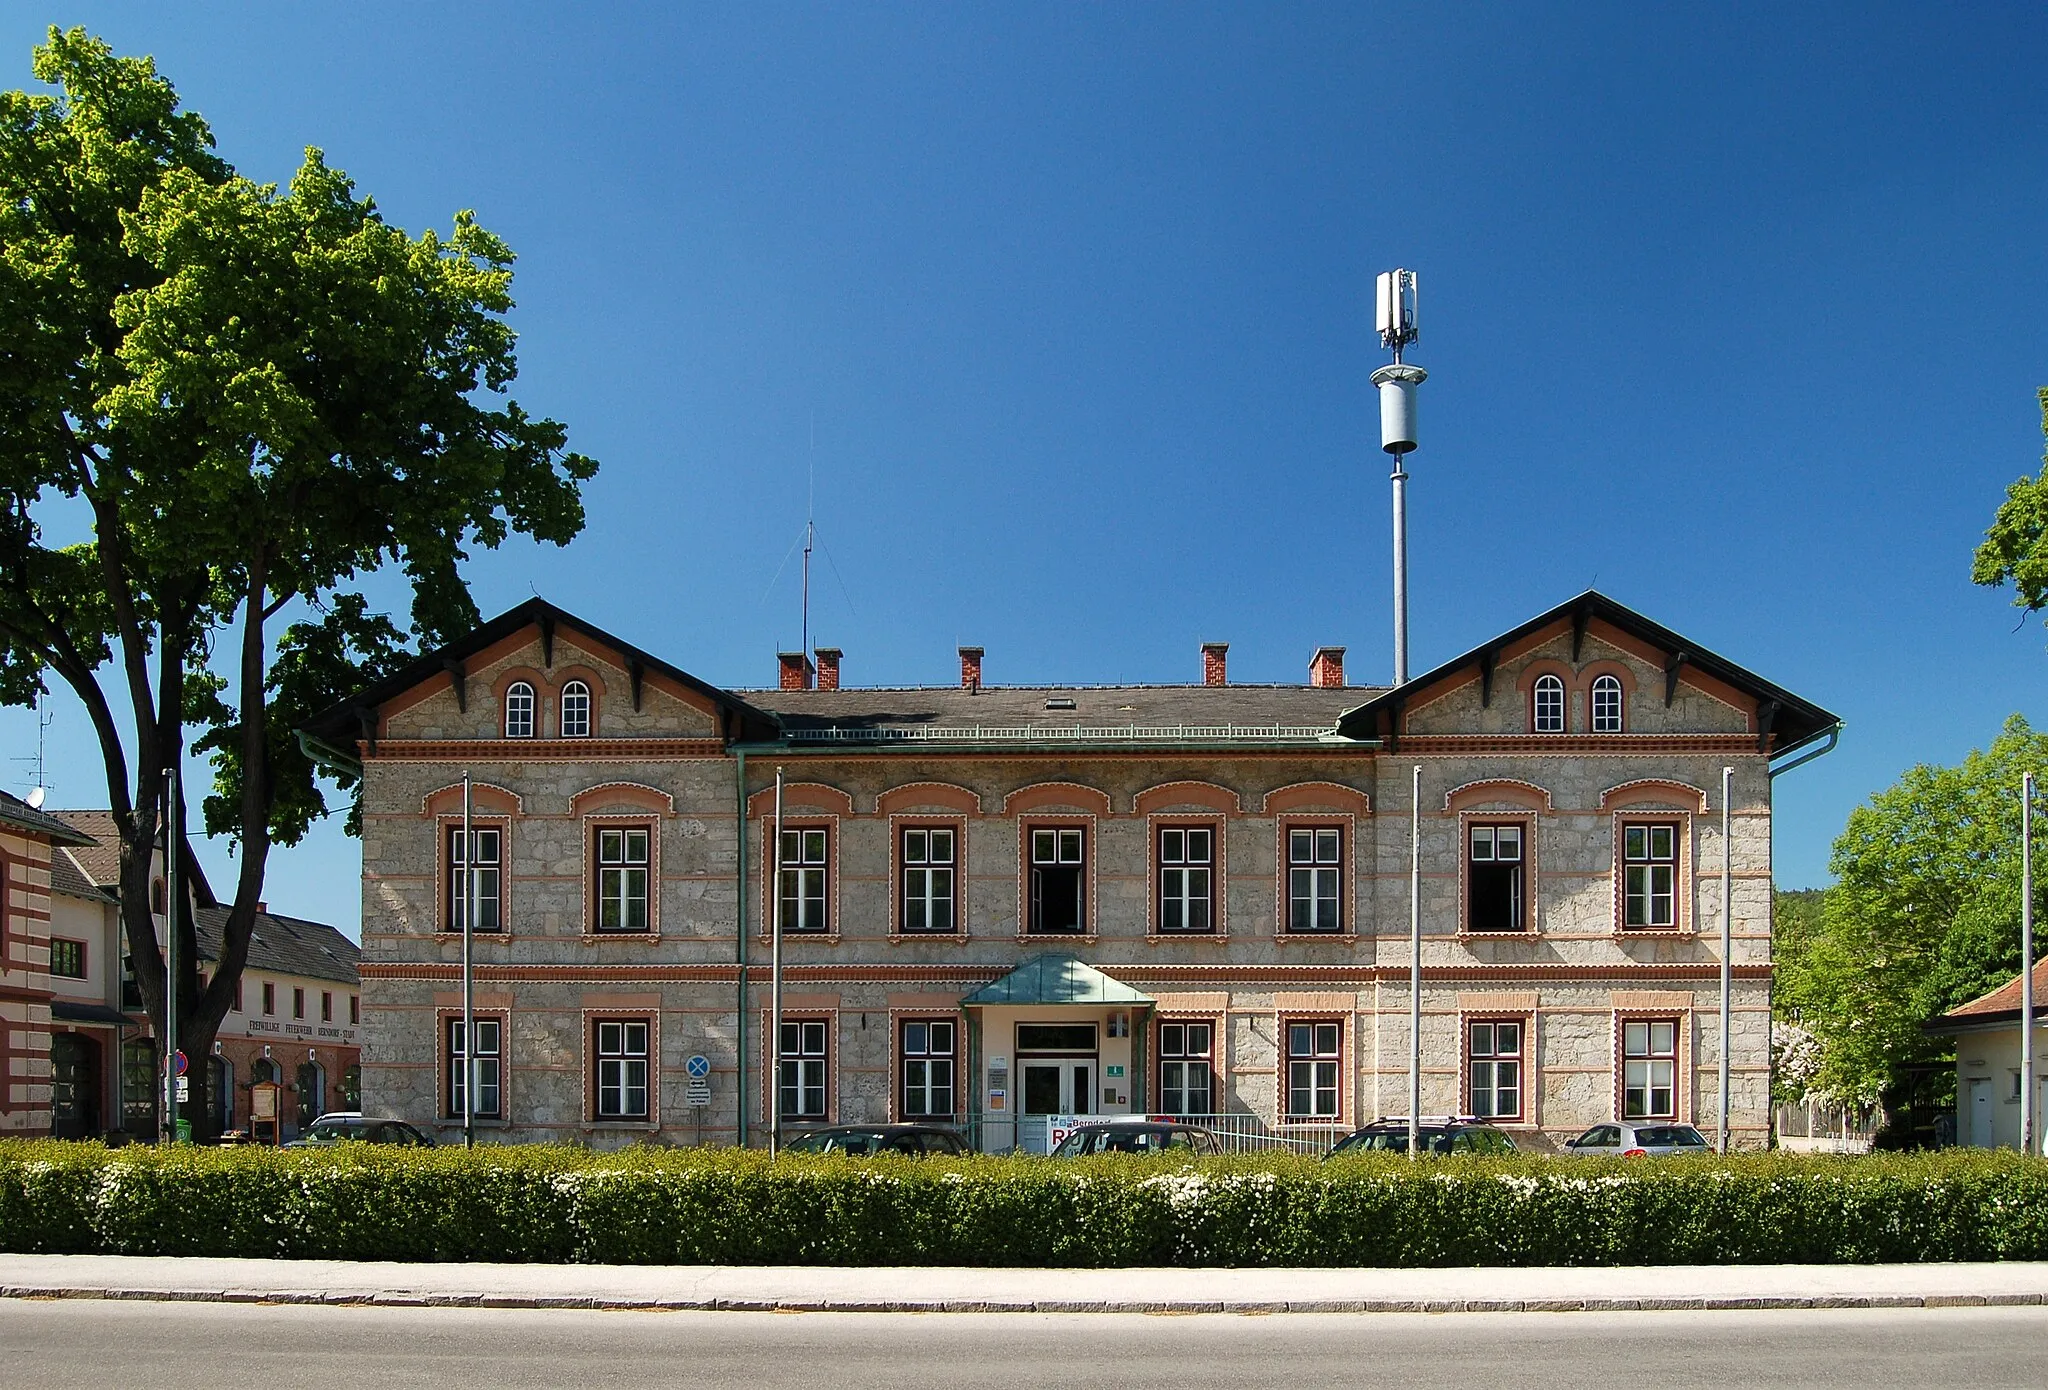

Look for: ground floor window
[780,1018,829,1119]
[448,1017,503,1120]
[1285,1020,1341,1119]
[1622,1019,1678,1120]
[595,1019,651,1120]
[1158,1020,1214,1117]
[899,1019,956,1119]
[1467,1019,1524,1121]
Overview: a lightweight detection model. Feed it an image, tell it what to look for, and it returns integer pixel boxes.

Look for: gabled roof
[1925,958,2048,1034]
[304,597,782,745]
[47,809,219,907]
[753,684,1370,745]
[1334,590,1840,756]
[49,847,115,904]
[0,790,96,846]
[192,905,360,988]
[959,954,1154,1006]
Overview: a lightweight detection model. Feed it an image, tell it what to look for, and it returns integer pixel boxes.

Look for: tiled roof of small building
[0,790,97,846]
[1928,957,2048,1029]
[749,683,1380,742]
[47,810,121,884]
[48,847,115,904]
[193,906,360,988]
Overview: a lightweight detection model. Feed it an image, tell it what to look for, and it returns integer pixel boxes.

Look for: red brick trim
[877,782,982,816]
[1262,782,1371,815]
[1443,779,1553,814]
[1601,779,1710,813]
[748,782,856,818]
[569,782,676,815]
[1004,782,1114,818]
[422,782,523,817]
[1134,781,1241,816]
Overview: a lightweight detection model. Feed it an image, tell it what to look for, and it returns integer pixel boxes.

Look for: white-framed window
[1591,674,1623,733]
[1467,1019,1523,1121]
[900,827,957,934]
[899,1019,956,1119]
[1157,827,1215,934]
[447,1017,503,1120]
[1533,673,1566,733]
[560,680,592,737]
[1159,1020,1214,1117]
[780,1019,829,1119]
[778,828,830,934]
[505,681,536,738]
[1028,827,1087,934]
[1623,1019,1678,1120]
[1466,823,1526,933]
[596,826,651,932]
[594,1019,650,1120]
[446,825,504,932]
[1286,1020,1341,1119]
[1287,827,1343,933]
[1622,824,1678,929]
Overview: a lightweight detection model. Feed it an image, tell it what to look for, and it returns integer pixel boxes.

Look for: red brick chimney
[1201,642,1229,687]
[958,646,984,692]
[1309,646,1346,688]
[813,648,842,691]
[778,651,814,690]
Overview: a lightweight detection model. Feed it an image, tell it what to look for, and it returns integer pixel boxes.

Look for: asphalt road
[2,1299,2044,1388]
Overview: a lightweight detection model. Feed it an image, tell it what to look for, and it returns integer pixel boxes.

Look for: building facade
[1929,958,2048,1153]
[321,592,1837,1151]
[0,791,95,1135]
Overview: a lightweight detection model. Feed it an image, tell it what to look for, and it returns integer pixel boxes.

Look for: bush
[1,1141,2043,1267]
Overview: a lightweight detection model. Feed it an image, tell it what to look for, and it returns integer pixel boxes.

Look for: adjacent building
[1,790,96,1135]
[1927,958,2048,1152]
[317,590,1837,1151]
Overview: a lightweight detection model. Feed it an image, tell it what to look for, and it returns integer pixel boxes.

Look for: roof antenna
[1373,268,1425,686]
[802,413,815,664]
[16,689,52,808]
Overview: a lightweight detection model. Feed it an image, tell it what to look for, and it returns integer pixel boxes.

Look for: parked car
[285,1116,437,1148]
[1325,1117,1519,1157]
[1048,1120,1221,1156]
[781,1125,971,1156]
[1564,1121,1711,1157]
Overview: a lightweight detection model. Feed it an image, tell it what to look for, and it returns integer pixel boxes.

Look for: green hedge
[2,1141,2044,1267]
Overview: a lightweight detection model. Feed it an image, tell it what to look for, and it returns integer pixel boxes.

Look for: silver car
[1565,1121,1711,1157]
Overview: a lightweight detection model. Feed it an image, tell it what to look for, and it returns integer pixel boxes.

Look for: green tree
[0,30,595,1136]
[1775,717,2048,1105]
[1973,387,2048,619]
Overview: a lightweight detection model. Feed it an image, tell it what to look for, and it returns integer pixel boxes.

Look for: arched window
[1591,674,1624,733]
[560,680,592,738]
[504,682,536,738]
[1533,674,1566,733]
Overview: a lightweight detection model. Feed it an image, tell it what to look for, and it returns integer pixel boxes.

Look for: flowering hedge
[1,1141,2044,1267]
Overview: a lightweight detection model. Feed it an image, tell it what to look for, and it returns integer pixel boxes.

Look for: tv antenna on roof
[1371,268,1426,685]
[13,689,53,808]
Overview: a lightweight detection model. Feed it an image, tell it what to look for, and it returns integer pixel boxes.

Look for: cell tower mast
[1372,269,1424,685]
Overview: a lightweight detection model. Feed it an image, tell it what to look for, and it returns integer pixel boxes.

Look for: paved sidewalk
[3,1254,2047,1314]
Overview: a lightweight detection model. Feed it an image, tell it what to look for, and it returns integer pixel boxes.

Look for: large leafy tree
[1775,718,2047,1105]
[0,30,595,1135]
[1974,388,2048,619]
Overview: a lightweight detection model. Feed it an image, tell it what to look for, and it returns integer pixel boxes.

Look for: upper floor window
[1533,674,1565,733]
[1286,1021,1342,1119]
[321,990,333,1023]
[560,680,592,737]
[1622,824,1678,929]
[448,1017,503,1120]
[778,828,830,933]
[1287,827,1343,933]
[1028,828,1087,934]
[447,826,505,932]
[900,828,957,934]
[505,682,536,738]
[1591,674,1623,733]
[1157,827,1215,934]
[49,938,86,979]
[780,1019,829,1119]
[1159,1021,1214,1117]
[899,1019,956,1119]
[1467,823,1526,932]
[594,1019,651,1121]
[292,987,306,1019]
[349,994,359,1025]
[262,980,276,1015]
[596,826,652,932]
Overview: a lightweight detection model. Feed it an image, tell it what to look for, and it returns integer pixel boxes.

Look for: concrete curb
[5,1283,2045,1315]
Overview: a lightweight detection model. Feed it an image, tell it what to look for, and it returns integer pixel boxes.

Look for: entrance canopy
[960,954,1153,1007]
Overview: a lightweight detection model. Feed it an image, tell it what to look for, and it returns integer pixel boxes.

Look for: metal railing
[949,1113,1351,1156]
[783,723,1343,745]
[1775,1100,1878,1152]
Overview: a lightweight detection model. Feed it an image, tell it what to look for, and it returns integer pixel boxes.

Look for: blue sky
[5,4,2046,934]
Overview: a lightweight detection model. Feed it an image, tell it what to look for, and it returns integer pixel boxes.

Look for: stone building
[315,591,1837,1150]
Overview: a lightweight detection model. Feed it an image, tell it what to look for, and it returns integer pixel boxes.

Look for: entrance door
[1020,1060,1095,1115]
[50,1034,101,1139]
[1965,1078,1993,1148]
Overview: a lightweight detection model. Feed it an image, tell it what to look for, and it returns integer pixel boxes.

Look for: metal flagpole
[1408,764,1421,1160]
[164,763,179,1143]
[770,768,786,1158]
[2023,771,2035,1157]
[1391,460,1409,687]
[462,772,475,1149]
[1719,766,1734,1154]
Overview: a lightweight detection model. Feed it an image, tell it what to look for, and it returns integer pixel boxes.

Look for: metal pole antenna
[1408,764,1422,1159]
[164,763,179,1143]
[1719,766,1734,1153]
[462,773,475,1149]
[1392,461,1409,686]
[770,768,786,1157]
[2023,771,2036,1157]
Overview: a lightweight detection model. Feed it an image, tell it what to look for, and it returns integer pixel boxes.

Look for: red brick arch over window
[1261,782,1370,816]
[569,782,675,816]
[1134,781,1242,816]
[877,782,982,816]
[1003,782,1114,818]
[422,782,523,818]
[1600,779,1709,813]
[1443,779,1551,815]
[748,782,856,818]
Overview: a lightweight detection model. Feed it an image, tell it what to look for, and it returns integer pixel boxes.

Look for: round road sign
[685,1054,711,1079]
[173,1050,188,1077]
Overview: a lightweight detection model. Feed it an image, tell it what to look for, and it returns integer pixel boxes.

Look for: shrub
[0,1140,2042,1267]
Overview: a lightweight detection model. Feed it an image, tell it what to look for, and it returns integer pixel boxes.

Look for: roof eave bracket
[1756,699,1780,755]
[538,612,556,668]
[629,656,646,712]
[1479,648,1497,708]
[1664,651,1688,708]
[442,657,467,713]
[1571,607,1590,663]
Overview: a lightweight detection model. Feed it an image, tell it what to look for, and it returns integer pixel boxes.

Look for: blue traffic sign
[685,1054,711,1079]
[172,1050,188,1077]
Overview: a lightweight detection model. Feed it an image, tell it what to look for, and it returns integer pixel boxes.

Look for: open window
[1028,827,1086,934]
[1466,823,1526,932]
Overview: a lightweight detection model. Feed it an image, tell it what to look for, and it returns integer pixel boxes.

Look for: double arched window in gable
[1532,674,1566,734]
[1529,671,1626,734]
[505,682,537,738]
[561,681,592,738]
[1591,673,1624,734]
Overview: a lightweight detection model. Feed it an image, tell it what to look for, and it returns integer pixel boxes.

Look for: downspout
[1767,723,1840,780]
[734,747,749,1148]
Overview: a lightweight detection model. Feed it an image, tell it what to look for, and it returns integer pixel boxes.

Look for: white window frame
[1467,1018,1524,1122]
[596,825,651,933]
[1465,822,1526,933]
[560,680,592,737]
[1159,1020,1215,1117]
[447,825,504,932]
[448,1016,503,1120]
[595,1019,650,1120]
[780,1019,829,1119]
[1286,827,1343,934]
[1590,673,1623,733]
[899,1018,956,1119]
[504,681,536,738]
[778,828,830,934]
[900,827,957,934]
[1285,1020,1342,1119]
[1623,823,1679,929]
[1157,826,1215,934]
[1622,1019,1678,1120]
[1533,673,1566,733]
[1027,826,1088,935]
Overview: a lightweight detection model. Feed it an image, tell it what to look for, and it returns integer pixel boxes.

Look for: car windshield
[1330,1129,1452,1155]
[1634,1126,1707,1147]
[305,1120,374,1142]
[785,1131,887,1155]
